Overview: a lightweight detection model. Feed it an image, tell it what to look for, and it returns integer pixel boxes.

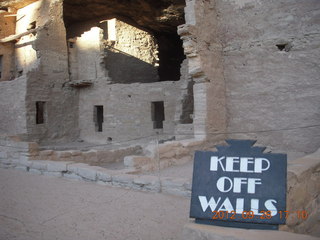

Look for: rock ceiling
[0,0,186,33]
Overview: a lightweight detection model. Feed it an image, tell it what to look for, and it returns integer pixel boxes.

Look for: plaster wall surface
[78,81,181,143]
[0,76,27,135]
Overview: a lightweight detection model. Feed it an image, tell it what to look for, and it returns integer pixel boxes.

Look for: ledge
[67,79,93,88]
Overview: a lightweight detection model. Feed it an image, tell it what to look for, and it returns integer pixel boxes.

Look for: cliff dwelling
[0,0,319,237]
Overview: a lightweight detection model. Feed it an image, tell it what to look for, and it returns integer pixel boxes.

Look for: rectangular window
[36,101,46,124]
[151,101,165,129]
[0,55,3,79]
[94,105,104,132]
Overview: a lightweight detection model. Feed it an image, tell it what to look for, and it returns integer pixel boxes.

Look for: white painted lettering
[254,158,270,173]
[247,178,262,194]
[198,196,221,212]
[217,177,233,192]
[226,157,240,172]
[210,156,225,171]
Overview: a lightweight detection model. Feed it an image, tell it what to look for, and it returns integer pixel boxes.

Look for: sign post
[190,139,287,230]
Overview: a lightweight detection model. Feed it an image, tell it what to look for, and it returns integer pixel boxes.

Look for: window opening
[36,101,46,124]
[27,21,36,30]
[94,105,104,132]
[151,101,165,129]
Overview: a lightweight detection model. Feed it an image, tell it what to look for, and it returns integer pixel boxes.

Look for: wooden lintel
[4,14,18,17]
[0,28,37,43]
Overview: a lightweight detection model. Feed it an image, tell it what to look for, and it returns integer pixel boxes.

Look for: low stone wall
[31,146,142,166]
[132,139,206,171]
[280,149,320,237]
[0,156,192,197]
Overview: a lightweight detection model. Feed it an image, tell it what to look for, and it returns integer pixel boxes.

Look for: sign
[190,139,287,229]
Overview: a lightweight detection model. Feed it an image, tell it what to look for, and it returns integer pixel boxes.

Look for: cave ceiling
[0,0,186,34]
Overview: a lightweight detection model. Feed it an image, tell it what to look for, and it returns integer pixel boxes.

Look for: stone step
[182,222,319,240]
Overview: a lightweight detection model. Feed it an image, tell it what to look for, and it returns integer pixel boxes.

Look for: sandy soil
[0,168,190,240]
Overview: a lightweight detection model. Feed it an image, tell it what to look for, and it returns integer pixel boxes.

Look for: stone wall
[78,81,181,143]
[220,0,320,154]
[180,0,320,154]
[68,19,159,83]
[281,149,320,236]
[0,76,27,135]
[18,0,79,143]
[0,9,15,81]
[106,19,159,83]
[68,26,105,81]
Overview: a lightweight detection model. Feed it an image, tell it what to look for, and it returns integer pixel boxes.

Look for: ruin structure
[0,0,320,236]
[0,0,319,155]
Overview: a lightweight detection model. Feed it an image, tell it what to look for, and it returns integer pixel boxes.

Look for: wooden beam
[4,14,18,17]
[0,28,37,43]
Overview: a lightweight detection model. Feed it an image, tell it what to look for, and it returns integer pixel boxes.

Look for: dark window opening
[94,105,104,132]
[0,55,3,79]
[100,21,109,40]
[276,43,292,52]
[151,101,165,129]
[156,33,186,81]
[68,42,74,48]
[36,101,46,124]
[180,80,194,124]
[27,21,36,30]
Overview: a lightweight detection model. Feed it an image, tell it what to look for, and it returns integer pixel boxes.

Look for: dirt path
[0,168,190,240]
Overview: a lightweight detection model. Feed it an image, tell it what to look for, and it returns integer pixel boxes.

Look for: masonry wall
[106,20,159,83]
[68,19,159,83]
[78,80,181,143]
[0,76,27,135]
[15,0,79,143]
[69,27,106,80]
[219,0,320,154]
[0,10,15,81]
[181,0,320,154]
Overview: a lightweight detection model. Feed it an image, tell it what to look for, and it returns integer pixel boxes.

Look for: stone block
[83,150,97,163]
[70,150,82,156]
[30,160,48,171]
[112,174,134,187]
[97,169,112,182]
[63,172,83,180]
[77,166,97,181]
[46,161,70,172]
[182,222,319,240]
[159,150,176,159]
[124,155,151,168]
[28,142,39,156]
[14,165,28,172]
[57,151,72,159]
[39,150,54,157]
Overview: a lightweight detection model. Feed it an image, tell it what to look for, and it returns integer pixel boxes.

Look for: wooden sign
[190,140,287,229]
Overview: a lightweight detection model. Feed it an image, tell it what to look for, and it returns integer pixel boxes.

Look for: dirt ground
[0,168,190,240]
